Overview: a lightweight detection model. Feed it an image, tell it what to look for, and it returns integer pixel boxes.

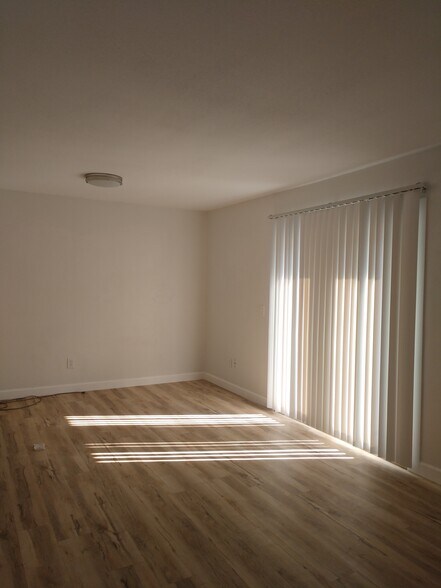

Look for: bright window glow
[86,439,353,463]
[66,413,283,427]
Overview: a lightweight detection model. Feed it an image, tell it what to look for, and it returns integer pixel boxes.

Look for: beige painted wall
[206,145,441,470]
[0,190,206,390]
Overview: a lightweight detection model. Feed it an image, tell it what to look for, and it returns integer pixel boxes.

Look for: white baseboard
[0,372,204,402]
[410,462,441,486]
[203,372,266,407]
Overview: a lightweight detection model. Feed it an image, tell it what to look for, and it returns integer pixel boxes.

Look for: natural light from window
[86,439,353,463]
[65,413,283,427]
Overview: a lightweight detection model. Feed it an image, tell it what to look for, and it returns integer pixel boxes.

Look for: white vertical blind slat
[344,205,353,443]
[290,217,301,419]
[378,198,393,459]
[330,210,341,437]
[267,221,278,410]
[335,209,347,438]
[322,210,333,434]
[314,210,325,429]
[364,200,377,451]
[347,206,359,445]
[371,198,385,455]
[297,218,304,420]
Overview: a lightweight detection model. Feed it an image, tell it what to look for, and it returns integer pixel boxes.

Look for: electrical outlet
[67,357,74,369]
[233,358,237,368]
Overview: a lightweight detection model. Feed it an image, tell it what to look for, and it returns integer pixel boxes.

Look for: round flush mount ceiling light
[85,173,123,188]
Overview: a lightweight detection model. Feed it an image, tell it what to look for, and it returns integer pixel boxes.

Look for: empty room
[1,1,441,587]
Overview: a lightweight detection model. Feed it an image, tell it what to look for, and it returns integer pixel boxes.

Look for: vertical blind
[268,186,426,466]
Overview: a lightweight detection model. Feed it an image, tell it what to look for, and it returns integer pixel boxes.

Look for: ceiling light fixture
[85,173,123,188]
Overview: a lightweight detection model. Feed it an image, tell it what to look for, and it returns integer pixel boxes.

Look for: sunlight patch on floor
[85,439,323,448]
[87,439,353,463]
[66,413,283,427]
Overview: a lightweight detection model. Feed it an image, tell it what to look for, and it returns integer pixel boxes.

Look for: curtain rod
[268,182,426,220]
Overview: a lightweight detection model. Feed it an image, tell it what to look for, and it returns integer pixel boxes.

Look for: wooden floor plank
[0,380,440,587]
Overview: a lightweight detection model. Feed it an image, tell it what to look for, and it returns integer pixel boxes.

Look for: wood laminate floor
[0,380,440,587]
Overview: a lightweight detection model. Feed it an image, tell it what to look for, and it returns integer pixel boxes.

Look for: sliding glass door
[268,186,426,467]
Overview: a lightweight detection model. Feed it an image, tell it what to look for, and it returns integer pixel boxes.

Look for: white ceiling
[1,1,440,210]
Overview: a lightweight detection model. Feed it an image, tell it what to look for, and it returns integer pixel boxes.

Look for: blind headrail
[268,182,426,220]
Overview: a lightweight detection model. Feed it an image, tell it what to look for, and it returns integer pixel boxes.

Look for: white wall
[206,145,441,474]
[0,190,206,392]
